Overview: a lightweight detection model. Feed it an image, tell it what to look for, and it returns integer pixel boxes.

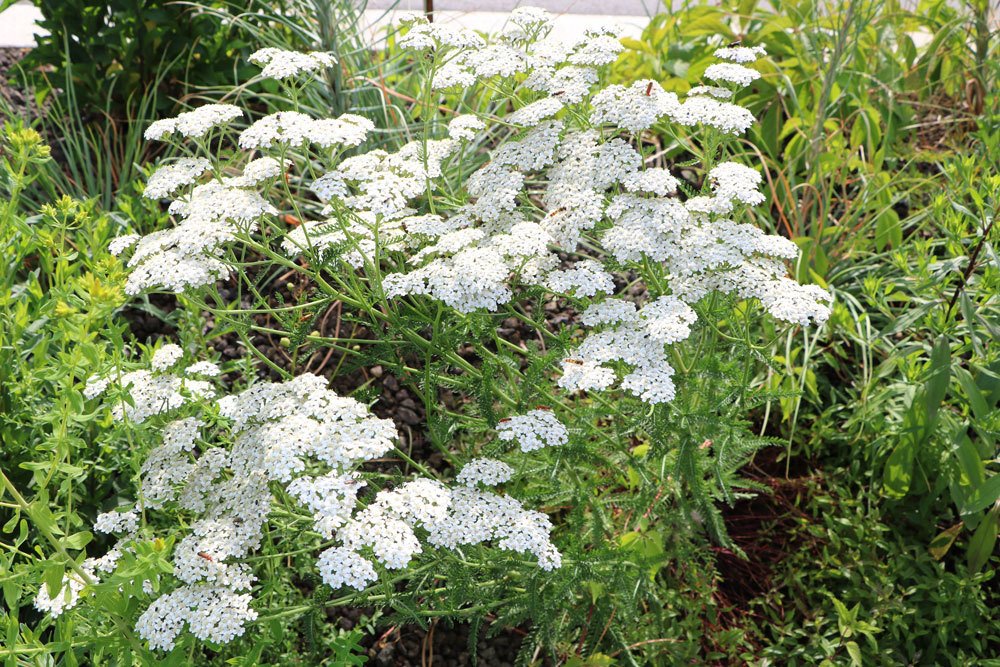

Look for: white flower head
[622,168,680,196]
[687,85,733,100]
[544,259,615,297]
[109,234,140,256]
[94,509,139,535]
[496,409,568,452]
[144,105,244,141]
[456,458,514,487]
[591,80,681,132]
[448,114,485,141]
[714,44,766,63]
[186,361,222,378]
[317,547,377,591]
[249,48,336,80]
[669,95,755,134]
[559,297,696,405]
[704,63,760,88]
[708,161,766,209]
[509,97,564,126]
[144,158,211,199]
[151,344,184,371]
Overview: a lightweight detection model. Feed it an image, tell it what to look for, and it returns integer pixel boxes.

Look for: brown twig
[945,215,995,319]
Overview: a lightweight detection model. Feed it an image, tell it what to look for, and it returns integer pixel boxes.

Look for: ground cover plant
[0,1,997,665]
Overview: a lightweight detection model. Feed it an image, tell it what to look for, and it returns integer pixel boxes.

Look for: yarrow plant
[48,351,562,650]
[42,7,831,659]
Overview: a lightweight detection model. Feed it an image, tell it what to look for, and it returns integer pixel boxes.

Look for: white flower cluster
[144,158,212,200]
[222,156,286,187]
[62,351,562,649]
[382,220,558,313]
[151,344,184,371]
[509,97,564,126]
[496,409,568,452]
[239,111,373,150]
[144,104,244,141]
[591,80,680,132]
[544,259,615,297]
[94,509,139,535]
[420,16,622,91]
[116,178,277,295]
[249,48,335,80]
[714,44,767,63]
[687,85,733,99]
[396,14,486,52]
[448,114,485,141]
[136,584,257,651]
[123,97,373,297]
[670,94,756,134]
[308,138,456,219]
[501,7,553,41]
[79,370,397,650]
[541,129,641,248]
[622,168,680,196]
[34,562,99,617]
[83,354,214,424]
[558,297,698,404]
[373,17,828,333]
[425,487,562,570]
[456,458,514,487]
[318,472,563,587]
[186,360,221,377]
[706,161,767,211]
[704,63,761,87]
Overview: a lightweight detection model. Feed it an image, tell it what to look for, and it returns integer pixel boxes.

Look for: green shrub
[752,479,998,666]
[23,0,254,117]
[2,14,834,662]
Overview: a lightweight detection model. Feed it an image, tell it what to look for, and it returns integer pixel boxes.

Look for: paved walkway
[0,3,46,47]
[0,1,651,48]
[366,0,662,16]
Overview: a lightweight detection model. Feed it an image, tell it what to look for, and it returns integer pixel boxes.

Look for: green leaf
[962,476,1000,515]
[44,563,64,599]
[929,522,963,560]
[923,336,951,422]
[620,37,652,53]
[845,641,863,666]
[2,580,20,609]
[874,209,900,251]
[62,531,93,550]
[586,581,605,605]
[2,508,19,534]
[967,508,998,573]
[955,367,990,422]
[883,440,915,498]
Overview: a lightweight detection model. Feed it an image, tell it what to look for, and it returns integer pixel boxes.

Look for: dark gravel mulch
[1,47,37,119]
[0,47,28,115]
